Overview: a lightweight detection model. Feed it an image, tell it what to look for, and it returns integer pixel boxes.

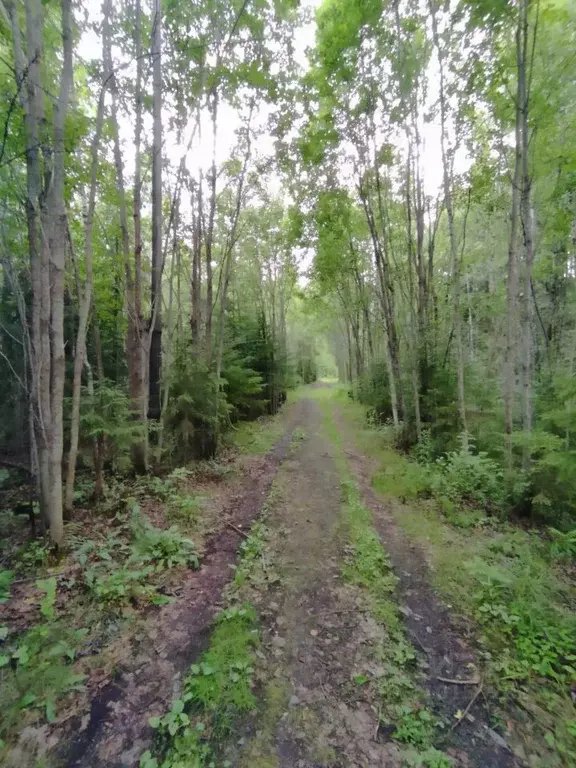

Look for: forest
[0,0,575,766]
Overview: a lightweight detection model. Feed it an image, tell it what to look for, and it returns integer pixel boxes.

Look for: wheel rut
[62,403,304,768]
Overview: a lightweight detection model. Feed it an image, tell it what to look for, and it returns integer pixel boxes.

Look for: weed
[167,494,204,525]
[548,527,576,561]
[37,577,57,619]
[233,522,279,592]
[85,565,161,606]
[393,705,438,747]
[17,539,52,570]
[413,429,434,465]
[402,746,453,767]
[0,578,88,734]
[431,440,504,512]
[231,416,284,456]
[129,507,199,571]
[291,427,307,443]
[0,570,13,603]
[73,476,95,505]
[144,605,258,767]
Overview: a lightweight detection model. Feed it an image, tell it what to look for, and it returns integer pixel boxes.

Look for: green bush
[129,506,199,571]
[431,436,504,512]
[85,565,157,605]
[166,350,224,461]
[79,380,145,472]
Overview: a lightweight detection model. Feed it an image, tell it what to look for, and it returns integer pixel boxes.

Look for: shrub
[79,380,145,472]
[165,350,225,460]
[432,436,504,512]
[129,506,199,571]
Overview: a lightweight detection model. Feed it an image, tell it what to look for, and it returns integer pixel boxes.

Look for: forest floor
[1,386,575,767]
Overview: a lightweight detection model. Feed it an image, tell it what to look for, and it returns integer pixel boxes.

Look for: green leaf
[148,716,161,729]
[19,692,36,708]
[46,698,56,723]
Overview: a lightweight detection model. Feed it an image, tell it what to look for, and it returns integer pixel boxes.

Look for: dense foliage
[0,0,309,544]
[295,0,576,530]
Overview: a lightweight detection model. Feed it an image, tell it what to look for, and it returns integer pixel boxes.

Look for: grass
[230,414,285,456]
[321,403,453,766]
[141,500,280,768]
[327,392,576,766]
[141,604,259,768]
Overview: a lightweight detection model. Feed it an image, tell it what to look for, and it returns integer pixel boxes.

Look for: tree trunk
[519,0,536,469]
[64,82,105,515]
[11,0,73,545]
[45,0,73,545]
[149,0,163,419]
[103,0,147,472]
[430,0,468,448]
[205,92,219,365]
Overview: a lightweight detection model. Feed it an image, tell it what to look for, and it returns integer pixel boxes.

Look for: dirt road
[68,393,519,767]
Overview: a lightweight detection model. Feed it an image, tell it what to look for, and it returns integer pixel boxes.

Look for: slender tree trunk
[190,175,203,344]
[45,0,73,545]
[11,0,72,544]
[103,0,147,472]
[149,0,163,419]
[205,90,218,364]
[358,185,403,424]
[504,112,521,467]
[430,0,468,448]
[64,83,105,515]
[215,107,252,382]
[158,202,179,460]
[519,0,536,468]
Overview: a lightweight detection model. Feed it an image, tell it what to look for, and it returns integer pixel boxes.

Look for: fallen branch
[438,676,481,686]
[226,521,249,539]
[450,681,483,731]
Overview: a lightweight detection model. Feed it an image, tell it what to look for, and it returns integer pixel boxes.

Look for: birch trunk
[430,0,468,448]
[205,92,218,365]
[149,0,163,419]
[64,83,105,514]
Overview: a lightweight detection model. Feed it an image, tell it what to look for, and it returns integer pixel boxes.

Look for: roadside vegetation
[140,482,282,767]
[0,418,285,764]
[327,388,576,765]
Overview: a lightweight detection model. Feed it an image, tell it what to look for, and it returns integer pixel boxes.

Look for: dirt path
[223,395,519,768]
[62,403,305,768]
[230,397,404,767]
[64,394,520,767]
[331,405,519,767]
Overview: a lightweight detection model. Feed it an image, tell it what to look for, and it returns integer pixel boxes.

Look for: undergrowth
[339,478,452,767]
[332,394,576,766]
[0,502,201,757]
[140,516,274,767]
[231,415,285,456]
